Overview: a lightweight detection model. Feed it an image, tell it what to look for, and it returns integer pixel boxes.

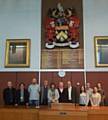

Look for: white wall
[0,0,108,71]
[0,0,41,71]
[83,0,108,71]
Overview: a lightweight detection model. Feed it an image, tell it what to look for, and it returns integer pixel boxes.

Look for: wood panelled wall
[0,72,39,105]
[86,72,108,103]
[40,72,84,87]
[0,72,108,105]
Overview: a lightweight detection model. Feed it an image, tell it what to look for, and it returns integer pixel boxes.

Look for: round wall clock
[58,71,66,77]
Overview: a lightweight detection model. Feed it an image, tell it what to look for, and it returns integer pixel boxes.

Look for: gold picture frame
[5,39,31,67]
[94,36,108,67]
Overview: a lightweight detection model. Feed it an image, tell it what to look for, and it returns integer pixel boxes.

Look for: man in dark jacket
[64,80,78,104]
[3,81,16,105]
[58,81,66,103]
[40,80,49,105]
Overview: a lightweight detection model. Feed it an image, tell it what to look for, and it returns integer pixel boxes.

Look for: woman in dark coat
[15,83,29,106]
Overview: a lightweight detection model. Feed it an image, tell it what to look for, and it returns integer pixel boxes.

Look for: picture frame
[5,39,31,67]
[94,36,108,67]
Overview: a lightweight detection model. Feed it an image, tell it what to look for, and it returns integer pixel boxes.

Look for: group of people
[79,82,105,106]
[3,78,105,108]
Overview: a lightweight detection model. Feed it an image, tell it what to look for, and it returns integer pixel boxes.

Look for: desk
[39,109,87,120]
[0,107,38,120]
[0,106,108,120]
[88,107,108,120]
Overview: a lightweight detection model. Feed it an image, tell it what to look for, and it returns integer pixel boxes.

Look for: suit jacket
[64,86,78,104]
[16,89,29,105]
[40,86,48,104]
[3,87,16,105]
[58,88,66,103]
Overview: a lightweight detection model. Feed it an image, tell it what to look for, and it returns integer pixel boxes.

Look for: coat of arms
[45,3,80,49]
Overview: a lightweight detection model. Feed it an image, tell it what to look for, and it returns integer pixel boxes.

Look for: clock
[58,71,66,77]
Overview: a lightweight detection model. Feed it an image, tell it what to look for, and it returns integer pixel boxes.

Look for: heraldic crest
[45,3,80,49]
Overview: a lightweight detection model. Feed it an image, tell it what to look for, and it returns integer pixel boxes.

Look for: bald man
[58,81,66,103]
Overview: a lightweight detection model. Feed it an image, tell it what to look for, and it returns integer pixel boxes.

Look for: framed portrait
[5,39,31,67]
[94,36,108,67]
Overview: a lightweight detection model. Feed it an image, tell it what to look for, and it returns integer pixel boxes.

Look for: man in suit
[65,80,77,104]
[58,81,66,103]
[40,80,49,105]
[3,81,16,105]
[15,83,29,106]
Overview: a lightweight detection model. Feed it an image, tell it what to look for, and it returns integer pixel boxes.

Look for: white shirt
[68,87,72,100]
[59,88,63,93]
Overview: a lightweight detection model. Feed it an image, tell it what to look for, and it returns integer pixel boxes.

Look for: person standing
[58,81,66,103]
[48,83,59,106]
[79,86,89,106]
[97,82,105,106]
[65,80,77,104]
[3,81,16,105]
[28,78,40,108]
[86,82,93,106]
[40,80,49,105]
[15,83,29,106]
[90,87,101,106]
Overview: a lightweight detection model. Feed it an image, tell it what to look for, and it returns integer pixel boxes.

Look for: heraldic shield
[45,3,80,49]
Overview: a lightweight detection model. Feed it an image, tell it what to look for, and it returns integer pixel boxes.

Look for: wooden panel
[40,72,72,87]
[0,72,39,105]
[86,72,108,104]
[0,108,38,120]
[51,103,75,110]
[0,72,108,106]
[88,108,108,120]
[88,115,108,120]
[61,49,84,69]
[41,0,84,69]
[16,72,39,89]
[40,72,84,87]
[39,110,87,120]
[40,72,62,86]
[40,72,53,86]
[1,106,108,120]
[0,72,17,105]
[41,49,84,69]
[52,72,62,84]
[41,50,61,69]
[72,72,85,86]
[61,72,72,87]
